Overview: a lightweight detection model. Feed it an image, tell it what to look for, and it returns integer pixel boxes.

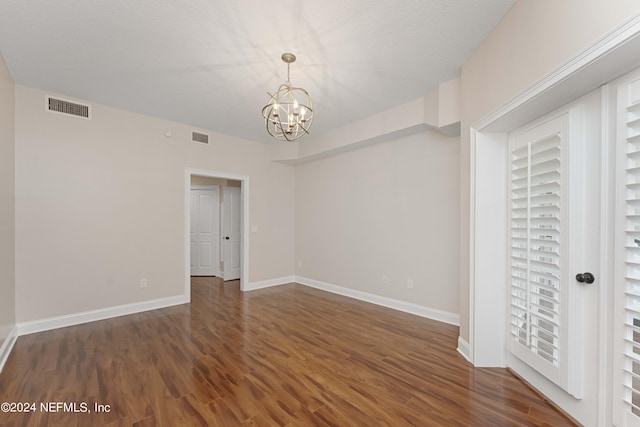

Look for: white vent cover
[46,96,91,119]
[192,131,209,144]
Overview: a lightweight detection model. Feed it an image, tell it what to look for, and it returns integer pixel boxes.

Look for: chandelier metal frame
[262,53,314,142]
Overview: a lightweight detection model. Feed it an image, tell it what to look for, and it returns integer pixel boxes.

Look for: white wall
[14,85,295,324]
[0,52,15,346]
[295,129,459,317]
[459,0,640,343]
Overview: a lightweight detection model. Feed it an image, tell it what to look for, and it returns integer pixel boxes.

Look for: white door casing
[190,186,220,276]
[222,186,241,281]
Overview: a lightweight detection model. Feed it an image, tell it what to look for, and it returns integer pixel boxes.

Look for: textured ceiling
[0,0,515,143]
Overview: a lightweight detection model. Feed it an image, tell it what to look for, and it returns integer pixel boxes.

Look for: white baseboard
[17,294,188,336]
[457,336,471,363]
[295,276,460,326]
[0,325,18,374]
[244,276,295,291]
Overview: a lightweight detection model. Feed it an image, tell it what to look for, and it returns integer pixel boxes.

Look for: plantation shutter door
[618,77,640,427]
[509,114,577,394]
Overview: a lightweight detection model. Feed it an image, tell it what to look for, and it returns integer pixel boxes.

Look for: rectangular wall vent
[192,131,209,144]
[46,96,91,119]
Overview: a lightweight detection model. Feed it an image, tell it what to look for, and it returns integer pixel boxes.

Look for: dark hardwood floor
[0,277,577,426]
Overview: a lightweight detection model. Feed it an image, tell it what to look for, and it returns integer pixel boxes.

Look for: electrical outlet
[382,275,388,285]
[407,279,414,289]
[297,260,302,268]
[140,278,148,288]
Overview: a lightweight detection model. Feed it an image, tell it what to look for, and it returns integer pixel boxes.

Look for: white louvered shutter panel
[509,115,571,391]
[618,77,640,427]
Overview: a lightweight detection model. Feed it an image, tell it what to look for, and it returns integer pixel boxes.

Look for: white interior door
[507,89,601,411]
[222,186,241,281]
[190,186,220,276]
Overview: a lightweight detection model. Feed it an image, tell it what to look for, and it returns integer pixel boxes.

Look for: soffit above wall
[272,78,461,164]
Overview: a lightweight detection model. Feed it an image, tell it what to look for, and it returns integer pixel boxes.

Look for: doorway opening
[184,168,250,300]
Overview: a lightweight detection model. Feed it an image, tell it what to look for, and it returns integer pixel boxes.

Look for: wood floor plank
[0,278,578,426]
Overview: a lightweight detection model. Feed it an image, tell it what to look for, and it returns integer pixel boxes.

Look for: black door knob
[225,236,230,240]
[575,272,595,284]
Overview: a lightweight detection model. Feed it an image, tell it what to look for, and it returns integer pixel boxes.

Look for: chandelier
[262,53,314,141]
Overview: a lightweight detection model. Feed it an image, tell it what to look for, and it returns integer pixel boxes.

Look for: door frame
[467,12,640,425]
[185,168,249,297]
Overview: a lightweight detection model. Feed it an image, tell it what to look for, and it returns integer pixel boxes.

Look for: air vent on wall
[46,96,91,119]
[192,131,209,144]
